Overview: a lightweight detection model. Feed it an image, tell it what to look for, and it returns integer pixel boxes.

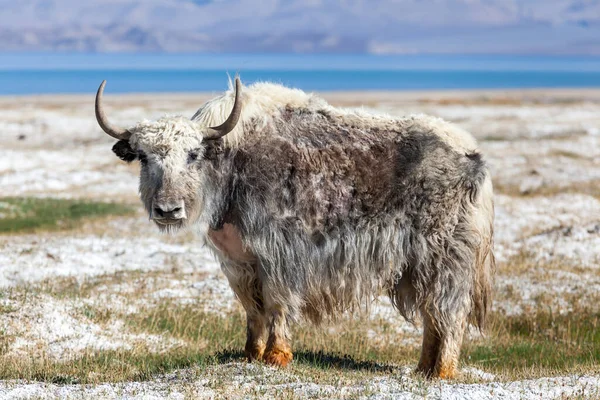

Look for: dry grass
[547,149,590,160]
[494,248,596,277]
[1,197,599,389]
[464,306,600,380]
[493,178,600,200]
[493,249,591,276]
[420,97,527,106]
[0,302,597,385]
[0,299,414,384]
[0,265,599,386]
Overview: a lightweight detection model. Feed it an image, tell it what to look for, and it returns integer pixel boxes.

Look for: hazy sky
[0,0,599,54]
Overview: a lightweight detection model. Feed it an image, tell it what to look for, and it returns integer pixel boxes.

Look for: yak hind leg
[416,297,469,379]
[416,311,441,377]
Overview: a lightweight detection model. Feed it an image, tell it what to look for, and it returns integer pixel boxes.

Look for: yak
[95,77,495,379]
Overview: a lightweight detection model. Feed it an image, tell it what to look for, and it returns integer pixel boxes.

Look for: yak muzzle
[152,199,186,224]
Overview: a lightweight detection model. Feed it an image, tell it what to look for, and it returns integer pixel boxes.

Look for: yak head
[95,78,242,232]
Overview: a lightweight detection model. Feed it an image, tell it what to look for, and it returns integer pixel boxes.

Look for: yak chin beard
[152,217,186,234]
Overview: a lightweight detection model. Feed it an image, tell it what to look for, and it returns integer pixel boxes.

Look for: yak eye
[138,152,148,164]
[187,150,199,163]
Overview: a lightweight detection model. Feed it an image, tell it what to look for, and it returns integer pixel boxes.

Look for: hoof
[245,342,266,362]
[415,363,457,380]
[263,344,293,367]
[437,365,457,380]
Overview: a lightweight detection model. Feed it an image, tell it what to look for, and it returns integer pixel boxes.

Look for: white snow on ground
[493,193,600,264]
[483,134,600,198]
[0,294,183,360]
[0,229,220,289]
[0,147,138,198]
[495,270,600,315]
[525,221,600,267]
[1,91,600,397]
[0,363,596,399]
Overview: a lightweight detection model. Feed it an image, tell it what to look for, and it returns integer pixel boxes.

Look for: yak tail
[470,173,496,331]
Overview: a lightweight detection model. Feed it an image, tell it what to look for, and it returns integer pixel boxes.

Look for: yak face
[113,117,223,232]
[96,77,242,233]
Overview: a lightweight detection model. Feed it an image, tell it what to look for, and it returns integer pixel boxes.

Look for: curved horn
[205,77,243,140]
[95,80,132,140]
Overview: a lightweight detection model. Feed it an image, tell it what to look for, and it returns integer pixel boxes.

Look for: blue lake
[1,53,600,94]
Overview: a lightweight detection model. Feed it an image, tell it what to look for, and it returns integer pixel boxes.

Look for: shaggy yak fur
[102,79,495,379]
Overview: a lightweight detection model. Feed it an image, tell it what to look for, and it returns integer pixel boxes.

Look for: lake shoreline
[3,87,600,105]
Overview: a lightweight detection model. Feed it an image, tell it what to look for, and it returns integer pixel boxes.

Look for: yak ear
[112,140,137,163]
[202,138,224,161]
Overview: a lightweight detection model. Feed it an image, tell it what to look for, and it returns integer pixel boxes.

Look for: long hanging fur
[187,86,496,332]
[127,80,495,335]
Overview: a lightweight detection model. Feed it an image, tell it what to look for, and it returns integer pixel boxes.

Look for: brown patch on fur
[207,223,256,264]
[263,341,293,367]
[437,362,458,379]
[416,359,458,380]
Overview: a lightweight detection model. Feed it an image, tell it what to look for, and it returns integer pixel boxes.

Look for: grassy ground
[465,308,600,378]
[0,197,134,233]
[493,178,600,200]
[0,196,599,394]
[0,268,598,385]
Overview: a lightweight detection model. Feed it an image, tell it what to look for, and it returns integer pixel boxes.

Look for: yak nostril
[153,203,184,220]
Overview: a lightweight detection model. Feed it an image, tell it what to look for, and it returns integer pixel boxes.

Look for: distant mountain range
[0,0,599,54]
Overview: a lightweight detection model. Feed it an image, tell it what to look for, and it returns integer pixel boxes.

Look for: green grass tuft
[0,197,134,234]
[464,309,600,377]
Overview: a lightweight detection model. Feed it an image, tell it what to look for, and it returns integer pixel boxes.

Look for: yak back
[227,105,486,239]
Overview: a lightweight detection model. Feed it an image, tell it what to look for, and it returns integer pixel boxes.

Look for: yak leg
[263,308,293,367]
[220,262,267,361]
[262,301,293,367]
[417,306,468,379]
[245,310,267,361]
[436,313,467,379]
[417,312,442,376]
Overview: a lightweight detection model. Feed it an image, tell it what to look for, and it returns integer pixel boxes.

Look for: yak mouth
[153,218,185,232]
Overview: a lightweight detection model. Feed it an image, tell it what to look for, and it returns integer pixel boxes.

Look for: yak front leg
[239,285,268,362]
[263,306,293,367]
[219,261,267,362]
[245,311,267,361]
